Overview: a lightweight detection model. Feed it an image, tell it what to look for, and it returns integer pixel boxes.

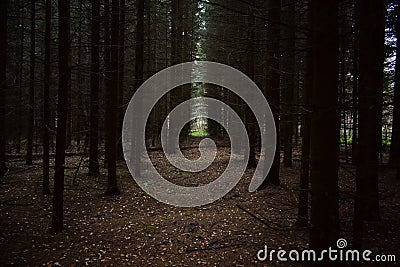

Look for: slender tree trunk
[297,11,312,226]
[105,0,121,195]
[166,0,181,154]
[0,0,7,179]
[103,0,111,168]
[263,0,281,187]
[246,2,256,169]
[389,4,400,166]
[52,0,71,233]
[42,0,52,195]
[309,0,340,257]
[117,0,126,160]
[26,0,36,165]
[281,0,295,168]
[16,5,24,154]
[131,0,145,177]
[88,0,101,176]
[353,0,385,247]
[76,1,83,151]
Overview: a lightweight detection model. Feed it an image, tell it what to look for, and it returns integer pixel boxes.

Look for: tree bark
[26,0,36,165]
[246,1,256,169]
[117,0,126,160]
[297,8,312,227]
[353,0,385,247]
[309,0,340,256]
[42,0,51,195]
[88,0,101,176]
[105,0,121,195]
[52,0,71,233]
[262,0,281,188]
[281,0,295,168]
[0,0,7,179]
[103,0,110,168]
[131,0,145,178]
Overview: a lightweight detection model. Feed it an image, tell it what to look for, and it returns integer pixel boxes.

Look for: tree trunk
[131,0,145,178]
[262,0,281,188]
[246,1,256,169]
[309,0,340,256]
[16,5,24,155]
[103,0,110,168]
[26,0,36,165]
[281,0,295,168]
[353,0,385,247]
[76,1,83,151]
[297,9,312,227]
[117,0,126,160]
[88,0,101,176]
[105,0,121,195]
[0,0,7,179]
[389,4,400,167]
[52,0,71,233]
[42,0,51,195]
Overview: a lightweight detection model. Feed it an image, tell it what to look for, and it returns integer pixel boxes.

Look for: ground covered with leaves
[0,144,399,266]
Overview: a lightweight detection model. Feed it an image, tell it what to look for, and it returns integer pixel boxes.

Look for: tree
[246,0,256,169]
[389,4,400,167]
[105,0,121,195]
[281,0,295,168]
[42,0,52,195]
[131,0,145,178]
[262,0,281,187]
[117,0,126,160]
[0,0,7,179]
[353,0,385,247]
[88,0,101,176]
[52,0,71,233]
[26,0,36,165]
[297,7,312,227]
[309,0,340,255]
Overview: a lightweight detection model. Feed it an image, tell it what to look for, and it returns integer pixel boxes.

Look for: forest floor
[0,140,399,266]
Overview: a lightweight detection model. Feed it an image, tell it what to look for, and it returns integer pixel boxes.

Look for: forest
[0,0,399,266]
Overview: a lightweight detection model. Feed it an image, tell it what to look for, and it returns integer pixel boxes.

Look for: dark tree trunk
[246,1,256,169]
[16,7,24,155]
[105,0,121,195]
[353,0,385,247]
[261,0,281,188]
[103,0,110,168]
[88,0,101,176]
[42,0,52,195]
[26,0,36,165]
[52,0,71,233]
[0,0,7,179]
[297,10,312,227]
[309,0,340,256]
[131,0,145,178]
[281,0,295,168]
[76,1,83,151]
[117,0,126,160]
[166,0,181,154]
[389,4,400,166]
